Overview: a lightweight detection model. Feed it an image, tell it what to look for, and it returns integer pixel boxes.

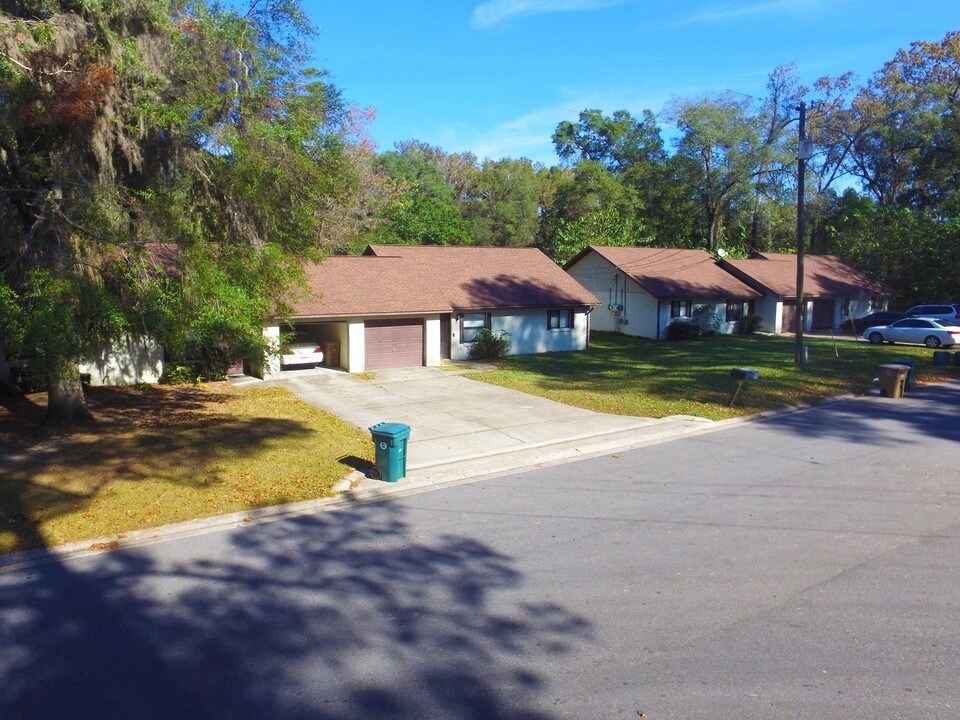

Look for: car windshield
[933,319,958,328]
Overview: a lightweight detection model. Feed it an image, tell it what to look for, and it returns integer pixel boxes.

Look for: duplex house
[256,244,600,377]
[718,253,890,333]
[564,246,761,339]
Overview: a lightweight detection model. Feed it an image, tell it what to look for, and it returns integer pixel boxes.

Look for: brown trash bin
[323,342,341,368]
[878,363,910,398]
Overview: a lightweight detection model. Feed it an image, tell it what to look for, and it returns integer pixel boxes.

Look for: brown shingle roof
[571,246,761,299]
[290,245,600,319]
[721,253,889,297]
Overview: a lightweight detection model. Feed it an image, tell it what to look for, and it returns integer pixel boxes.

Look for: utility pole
[795,100,810,365]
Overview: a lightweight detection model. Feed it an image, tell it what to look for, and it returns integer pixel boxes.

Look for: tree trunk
[45,377,94,427]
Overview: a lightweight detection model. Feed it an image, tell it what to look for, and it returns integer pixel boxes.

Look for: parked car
[905,303,960,322]
[839,310,908,334]
[864,318,960,348]
[281,331,324,368]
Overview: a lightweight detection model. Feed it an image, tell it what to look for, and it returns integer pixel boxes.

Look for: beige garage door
[365,319,424,370]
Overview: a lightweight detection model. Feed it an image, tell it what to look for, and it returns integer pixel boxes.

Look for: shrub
[739,314,763,334]
[692,305,721,332]
[165,363,204,385]
[468,329,511,360]
[666,320,701,341]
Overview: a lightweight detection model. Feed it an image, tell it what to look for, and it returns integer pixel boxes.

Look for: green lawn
[0,384,373,556]
[471,331,960,421]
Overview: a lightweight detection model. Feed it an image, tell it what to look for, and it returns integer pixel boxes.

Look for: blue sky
[306,1,956,165]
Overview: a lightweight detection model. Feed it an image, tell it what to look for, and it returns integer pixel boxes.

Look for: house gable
[566,246,760,300]
[565,246,761,340]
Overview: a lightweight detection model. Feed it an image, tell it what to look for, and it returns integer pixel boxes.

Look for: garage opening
[365,319,424,370]
[283,322,347,371]
[811,299,834,330]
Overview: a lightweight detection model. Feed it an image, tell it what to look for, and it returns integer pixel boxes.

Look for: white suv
[906,303,960,322]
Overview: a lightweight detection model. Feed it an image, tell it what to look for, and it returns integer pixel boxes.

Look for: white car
[281,332,324,367]
[863,318,960,348]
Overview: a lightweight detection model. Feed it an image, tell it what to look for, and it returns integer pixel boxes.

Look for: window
[725,300,742,323]
[670,300,691,318]
[548,309,574,330]
[726,299,755,323]
[727,300,748,322]
[460,313,489,343]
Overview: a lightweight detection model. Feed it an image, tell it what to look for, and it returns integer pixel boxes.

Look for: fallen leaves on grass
[0,383,372,555]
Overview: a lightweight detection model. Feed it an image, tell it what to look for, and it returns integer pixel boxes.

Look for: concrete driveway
[251,365,714,486]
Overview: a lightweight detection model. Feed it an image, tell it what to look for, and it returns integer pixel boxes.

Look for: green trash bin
[369,422,411,482]
[890,356,917,391]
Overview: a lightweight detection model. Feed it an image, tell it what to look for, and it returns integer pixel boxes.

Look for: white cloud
[668,0,827,26]
[438,88,675,164]
[471,0,631,30]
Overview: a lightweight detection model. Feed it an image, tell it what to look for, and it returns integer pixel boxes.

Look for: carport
[290,321,347,370]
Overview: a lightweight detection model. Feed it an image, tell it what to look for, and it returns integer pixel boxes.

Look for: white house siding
[567,253,658,338]
[567,251,619,332]
[79,336,164,386]
[659,301,741,339]
[346,321,365,373]
[1,337,163,389]
[424,316,442,367]
[449,308,589,361]
[254,325,283,379]
[754,297,780,334]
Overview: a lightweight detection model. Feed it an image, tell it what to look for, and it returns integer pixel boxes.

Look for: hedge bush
[739,314,763,334]
[469,329,511,360]
[666,321,701,341]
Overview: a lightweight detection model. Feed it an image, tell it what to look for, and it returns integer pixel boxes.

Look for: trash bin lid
[369,422,411,438]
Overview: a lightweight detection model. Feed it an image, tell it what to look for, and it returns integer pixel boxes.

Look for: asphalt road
[2,382,959,720]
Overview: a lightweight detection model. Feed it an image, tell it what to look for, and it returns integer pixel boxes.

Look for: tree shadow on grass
[0,499,592,719]
[494,332,960,416]
[0,384,351,555]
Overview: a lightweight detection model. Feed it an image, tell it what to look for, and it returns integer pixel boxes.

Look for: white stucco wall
[756,297,780,333]
[253,325,282,379]
[449,308,589,360]
[346,321,365,373]
[79,336,164,386]
[567,253,658,338]
[659,301,743,339]
[424,316,442,367]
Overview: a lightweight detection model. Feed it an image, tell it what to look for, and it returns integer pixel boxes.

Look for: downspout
[614,274,621,333]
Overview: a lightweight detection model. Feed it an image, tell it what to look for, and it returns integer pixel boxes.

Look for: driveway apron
[259,366,708,477]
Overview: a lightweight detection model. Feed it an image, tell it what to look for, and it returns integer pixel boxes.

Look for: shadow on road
[752,380,960,446]
[1,499,592,719]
